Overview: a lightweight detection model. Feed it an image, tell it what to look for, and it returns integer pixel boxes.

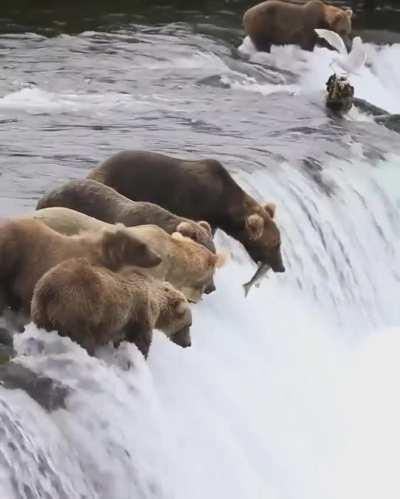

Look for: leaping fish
[242,263,270,298]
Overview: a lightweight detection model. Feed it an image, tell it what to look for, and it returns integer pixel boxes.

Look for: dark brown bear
[87,150,285,272]
[31,258,192,358]
[243,0,353,52]
[0,218,160,320]
[36,179,215,253]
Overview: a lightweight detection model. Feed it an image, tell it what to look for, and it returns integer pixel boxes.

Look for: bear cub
[31,257,192,358]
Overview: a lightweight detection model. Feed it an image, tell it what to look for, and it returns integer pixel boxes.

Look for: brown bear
[87,150,285,272]
[29,208,227,302]
[36,179,215,254]
[242,0,353,52]
[0,217,161,320]
[31,258,192,358]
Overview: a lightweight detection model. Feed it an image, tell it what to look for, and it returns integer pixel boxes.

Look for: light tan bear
[31,258,192,358]
[30,207,228,303]
[243,0,353,52]
[0,217,161,319]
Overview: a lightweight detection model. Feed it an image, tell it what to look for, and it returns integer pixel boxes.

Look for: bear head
[236,202,285,273]
[176,220,215,253]
[156,282,192,348]
[100,224,162,270]
[327,6,353,51]
[171,232,228,302]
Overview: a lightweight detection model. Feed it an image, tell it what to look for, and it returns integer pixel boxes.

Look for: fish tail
[243,283,251,298]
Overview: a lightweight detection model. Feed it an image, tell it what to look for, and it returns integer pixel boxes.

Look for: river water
[0,3,400,498]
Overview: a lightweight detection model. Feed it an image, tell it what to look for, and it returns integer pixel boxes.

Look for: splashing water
[238,36,400,113]
[1,151,399,498]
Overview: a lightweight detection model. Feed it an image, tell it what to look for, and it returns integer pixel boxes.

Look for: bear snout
[172,325,192,348]
[248,245,285,273]
[264,245,285,273]
[204,281,216,294]
[181,287,203,304]
[343,36,352,52]
[270,253,285,273]
[272,262,285,273]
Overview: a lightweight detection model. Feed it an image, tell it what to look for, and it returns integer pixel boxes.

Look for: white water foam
[1,154,400,498]
[0,87,179,115]
[1,29,400,499]
[238,36,400,114]
[1,35,399,118]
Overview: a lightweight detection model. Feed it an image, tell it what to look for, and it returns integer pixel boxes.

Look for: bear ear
[198,220,212,237]
[344,8,353,18]
[245,213,264,240]
[101,225,129,269]
[264,202,276,219]
[102,225,161,269]
[176,300,188,315]
[171,231,186,242]
[176,221,196,240]
[114,222,127,231]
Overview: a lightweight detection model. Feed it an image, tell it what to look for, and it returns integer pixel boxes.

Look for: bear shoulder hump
[204,159,231,180]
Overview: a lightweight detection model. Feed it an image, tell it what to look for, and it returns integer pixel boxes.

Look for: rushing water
[0,3,400,498]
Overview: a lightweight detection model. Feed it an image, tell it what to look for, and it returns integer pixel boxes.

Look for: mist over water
[0,6,400,498]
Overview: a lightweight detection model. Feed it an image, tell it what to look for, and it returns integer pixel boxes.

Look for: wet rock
[0,362,69,411]
[0,327,16,364]
[326,74,354,114]
[375,114,400,134]
[353,97,390,117]
[347,98,400,135]
[0,327,13,347]
[0,345,15,365]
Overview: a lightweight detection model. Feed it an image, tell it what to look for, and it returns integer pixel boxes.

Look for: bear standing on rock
[31,258,192,358]
[243,0,353,52]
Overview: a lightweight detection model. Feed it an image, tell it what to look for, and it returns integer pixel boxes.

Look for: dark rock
[353,97,390,117]
[325,74,354,115]
[0,326,14,347]
[0,345,16,365]
[375,114,400,133]
[353,98,400,134]
[0,362,69,411]
[0,327,16,364]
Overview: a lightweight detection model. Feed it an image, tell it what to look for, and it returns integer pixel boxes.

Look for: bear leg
[300,33,317,52]
[251,34,272,53]
[134,330,152,359]
[72,327,97,356]
[124,322,153,359]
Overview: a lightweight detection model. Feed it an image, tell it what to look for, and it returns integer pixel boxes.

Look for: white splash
[314,29,367,76]
[1,28,400,499]
[1,153,400,498]
[237,35,400,113]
